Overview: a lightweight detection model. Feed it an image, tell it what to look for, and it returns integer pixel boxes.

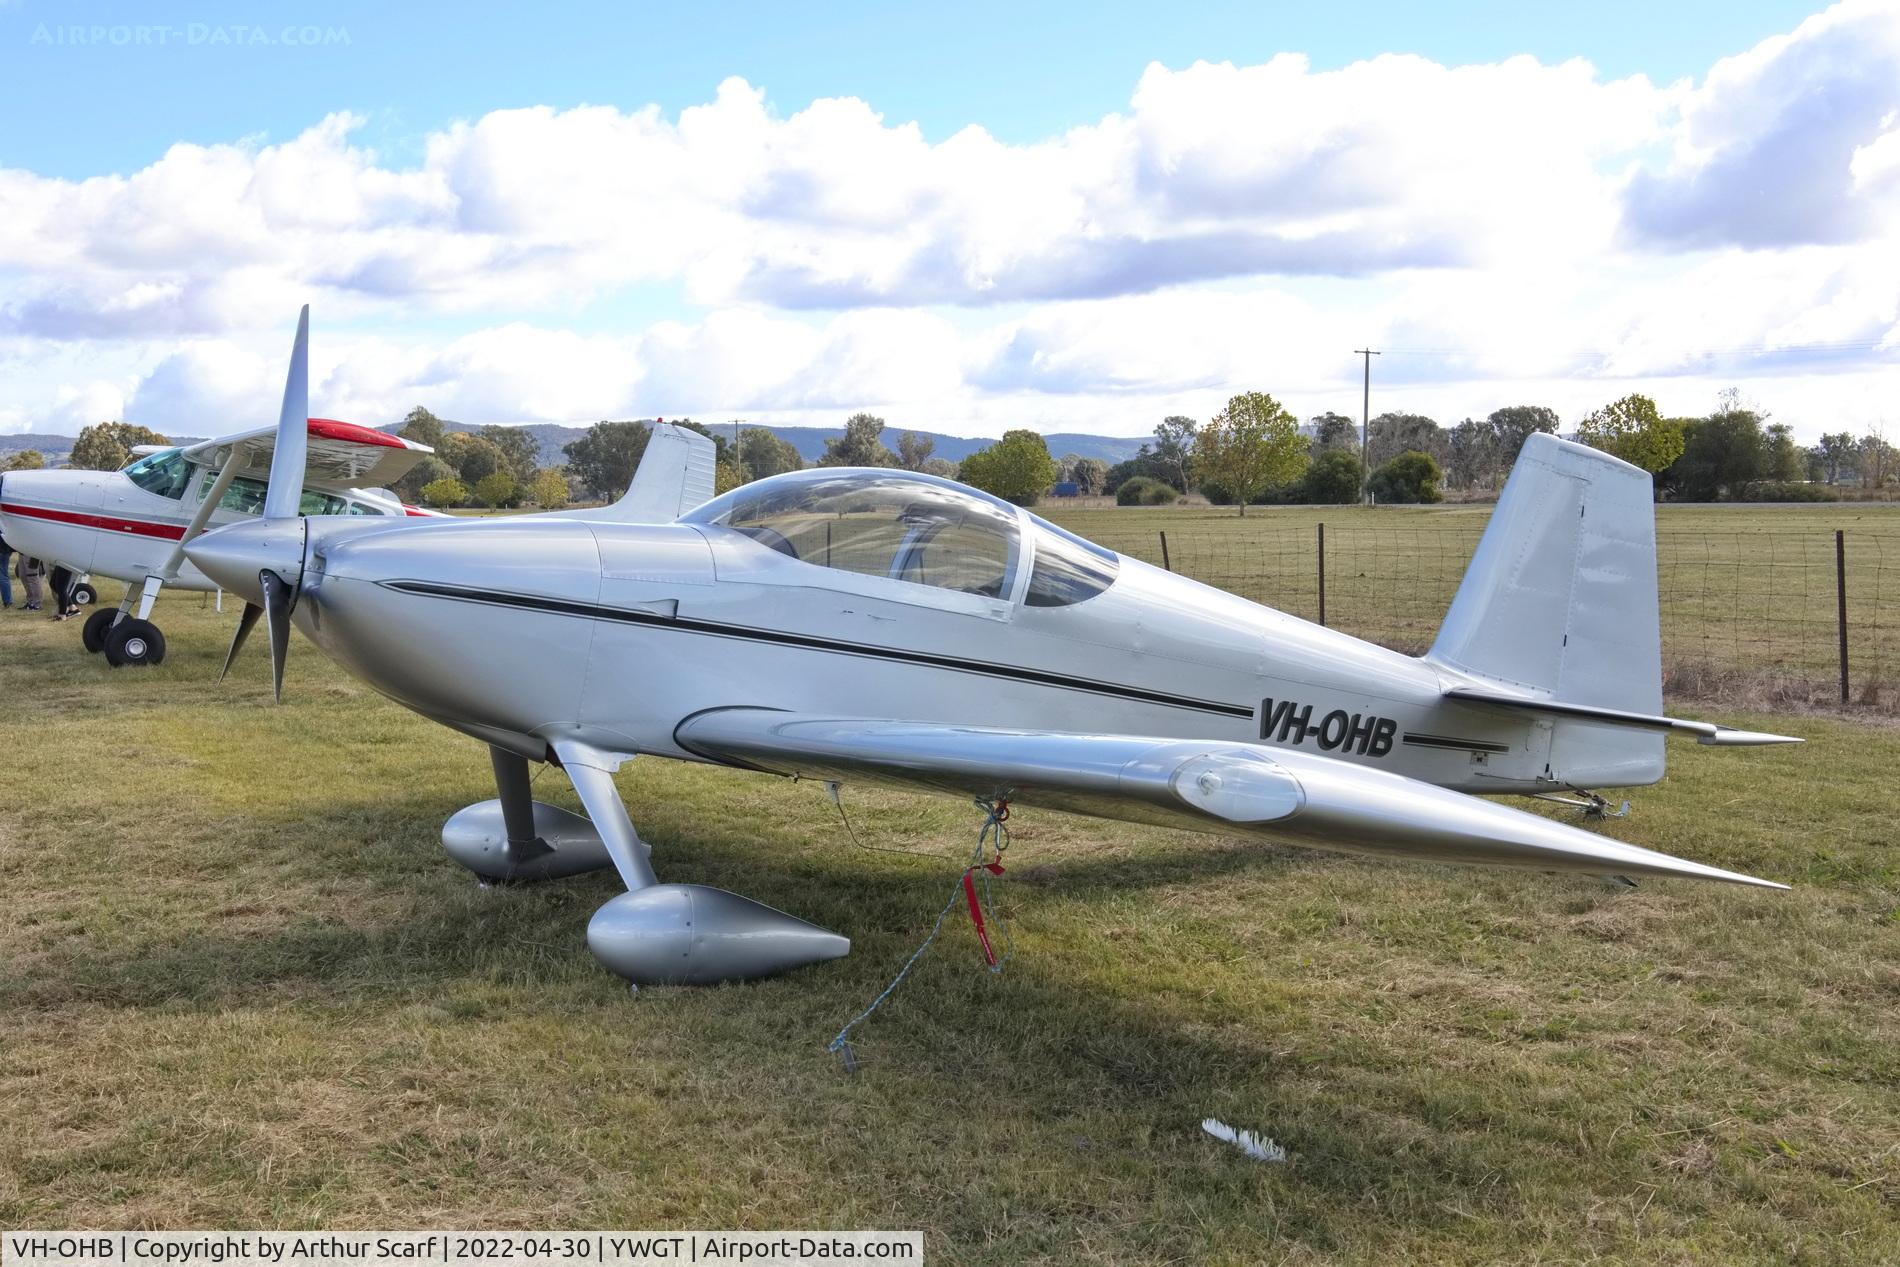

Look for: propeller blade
[262,304,310,521]
[259,568,296,703]
[220,603,263,681]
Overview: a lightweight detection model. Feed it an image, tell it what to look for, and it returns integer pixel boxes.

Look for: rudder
[1428,433,1662,717]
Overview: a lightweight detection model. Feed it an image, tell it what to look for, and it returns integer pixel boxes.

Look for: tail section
[1429,433,1661,715]
[541,423,718,525]
[613,423,718,522]
[1426,434,1798,776]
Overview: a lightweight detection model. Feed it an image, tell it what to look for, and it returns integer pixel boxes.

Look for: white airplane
[0,410,440,665]
[184,309,1798,988]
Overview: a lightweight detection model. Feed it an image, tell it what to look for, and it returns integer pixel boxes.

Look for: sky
[0,0,1895,443]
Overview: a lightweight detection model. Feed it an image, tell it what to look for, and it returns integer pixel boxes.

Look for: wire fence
[1094,525,1898,709]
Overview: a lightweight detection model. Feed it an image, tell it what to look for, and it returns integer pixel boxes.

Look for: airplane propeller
[203,304,314,702]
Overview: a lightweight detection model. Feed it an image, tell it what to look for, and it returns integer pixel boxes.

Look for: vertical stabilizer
[1428,433,1662,716]
[600,423,718,523]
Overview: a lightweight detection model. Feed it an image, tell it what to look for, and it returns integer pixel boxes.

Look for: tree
[1861,425,1896,488]
[895,431,935,471]
[712,461,746,494]
[1296,449,1365,503]
[1071,457,1110,495]
[1447,418,1501,489]
[420,477,469,508]
[1665,408,1767,500]
[1764,423,1803,483]
[1152,416,1198,491]
[1368,450,1444,504]
[399,406,446,448]
[1366,412,1445,470]
[478,425,541,483]
[528,468,570,509]
[1310,412,1358,453]
[1814,432,1858,485]
[1105,445,1176,494]
[394,455,457,503]
[68,421,170,471]
[1191,391,1308,516]
[1116,477,1177,506]
[438,432,509,486]
[818,413,897,467]
[1487,405,1559,470]
[473,471,518,508]
[563,421,652,499]
[922,457,960,479]
[958,429,1059,505]
[2,449,45,472]
[735,427,803,482]
[1576,394,1684,474]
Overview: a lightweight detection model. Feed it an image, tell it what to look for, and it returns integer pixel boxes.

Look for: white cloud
[0,5,1895,440]
[1624,0,1900,248]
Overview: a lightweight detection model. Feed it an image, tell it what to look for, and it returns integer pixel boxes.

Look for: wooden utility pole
[1355,348,1380,504]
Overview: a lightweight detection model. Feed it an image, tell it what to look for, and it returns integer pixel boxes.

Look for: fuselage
[239,468,1663,796]
[0,450,424,591]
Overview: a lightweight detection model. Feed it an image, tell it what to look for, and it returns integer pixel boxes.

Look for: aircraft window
[685,469,1021,599]
[1025,516,1120,607]
[218,476,349,517]
[123,449,193,500]
[347,501,385,516]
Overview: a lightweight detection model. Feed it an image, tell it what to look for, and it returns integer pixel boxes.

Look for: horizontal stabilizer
[1444,687,1802,747]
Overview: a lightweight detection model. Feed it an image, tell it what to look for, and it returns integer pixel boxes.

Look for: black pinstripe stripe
[381,579,1257,719]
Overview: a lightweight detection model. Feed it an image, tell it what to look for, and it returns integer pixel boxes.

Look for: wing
[674,709,1783,889]
[178,418,433,490]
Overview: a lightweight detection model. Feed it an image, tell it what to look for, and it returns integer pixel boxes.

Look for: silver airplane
[184,310,1798,986]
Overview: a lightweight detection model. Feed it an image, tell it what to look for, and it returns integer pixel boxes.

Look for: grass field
[2,540,1897,1263]
[1044,502,1900,707]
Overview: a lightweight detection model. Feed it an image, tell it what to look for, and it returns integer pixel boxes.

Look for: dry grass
[1,571,1897,1263]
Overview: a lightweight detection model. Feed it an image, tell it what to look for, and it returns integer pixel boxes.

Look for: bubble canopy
[681,467,1118,606]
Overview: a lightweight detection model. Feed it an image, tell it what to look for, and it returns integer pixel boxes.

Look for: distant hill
[5,419,1151,471]
[0,432,81,465]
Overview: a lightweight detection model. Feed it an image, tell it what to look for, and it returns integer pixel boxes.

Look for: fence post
[1317,522,1326,627]
[1159,530,1172,572]
[1837,528,1849,704]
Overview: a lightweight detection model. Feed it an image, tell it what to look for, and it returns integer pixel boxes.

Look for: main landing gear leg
[550,739,849,987]
[441,745,618,882]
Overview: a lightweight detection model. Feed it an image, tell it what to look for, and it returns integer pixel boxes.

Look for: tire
[70,582,97,606]
[81,609,117,653]
[104,618,166,667]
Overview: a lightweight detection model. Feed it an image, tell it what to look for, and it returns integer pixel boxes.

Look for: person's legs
[51,570,78,619]
[22,570,43,609]
[0,556,12,607]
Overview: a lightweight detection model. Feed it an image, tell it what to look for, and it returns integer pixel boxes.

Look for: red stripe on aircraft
[1,502,187,540]
[308,417,406,449]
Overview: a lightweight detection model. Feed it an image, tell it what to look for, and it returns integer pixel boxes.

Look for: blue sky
[0,1,1893,441]
[2,0,1826,175]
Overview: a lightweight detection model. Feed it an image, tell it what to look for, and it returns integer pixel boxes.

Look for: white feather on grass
[1201,1118,1288,1163]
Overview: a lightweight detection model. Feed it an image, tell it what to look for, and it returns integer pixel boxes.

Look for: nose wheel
[103,617,167,667]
